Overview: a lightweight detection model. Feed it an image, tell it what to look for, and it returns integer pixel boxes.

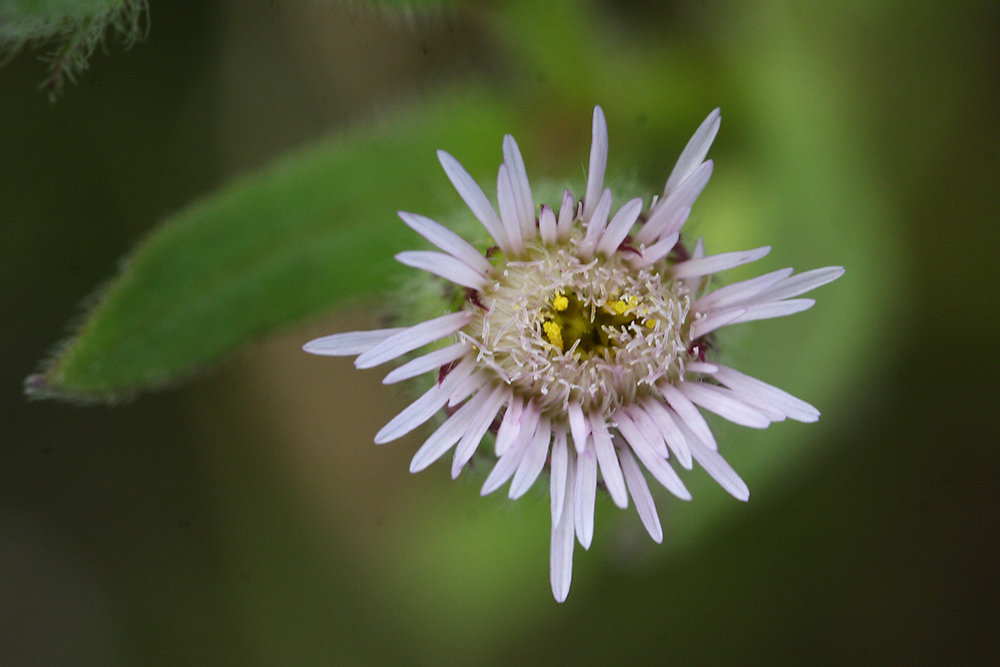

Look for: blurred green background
[2,0,998,664]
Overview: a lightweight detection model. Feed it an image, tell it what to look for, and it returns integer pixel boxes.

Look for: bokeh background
[2,0,998,664]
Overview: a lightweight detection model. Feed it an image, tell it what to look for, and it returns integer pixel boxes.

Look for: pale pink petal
[638,397,692,469]
[382,342,469,384]
[671,245,771,279]
[501,134,536,241]
[578,188,613,260]
[713,365,819,422]
[447,369,489,407]
[679,381,771,428]
[663,108,721,198]
[693,268,794,311]
[539,205,557,245]
[451,385,509,478]
[589,414,628,509]
[596,197,644,257]
[692,236,706,258]
[582,106,608,221]
[510,417,552,499]
[622,405,669,458]
[496,164,524,255]
[574,447,597,549]
[685,361,720,374]
[397,211,494,275]
[550,426,569,522]
[681,421,750,501]
[395,250,489,290]
[635,161,712,245]
[373,356,476,444]
[550,451,576,603]
[409,384,494,473]
[745,266,845,305]
[355,311,473,369]
[437,149,510,252]
[494,395,524,457]
[659,383,718,451]
[723,299,816,324]
[630,230,682,269]
[568,401,590,455]
[615,410,690,500]
[710,384,786,422]
[689,308,748,340]
[481,402,540,496]
[618,446,663,543]
[302,328,406,356]
[556,189,575,240]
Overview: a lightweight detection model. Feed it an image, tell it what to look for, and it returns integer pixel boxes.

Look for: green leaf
[28,91,517,402]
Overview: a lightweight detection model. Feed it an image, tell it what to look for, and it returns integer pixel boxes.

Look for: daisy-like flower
[304,106,843,602]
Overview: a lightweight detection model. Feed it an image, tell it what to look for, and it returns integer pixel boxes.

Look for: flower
[304,106,844,602]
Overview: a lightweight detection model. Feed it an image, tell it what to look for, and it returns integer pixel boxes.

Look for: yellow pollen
[542,321,564,348]
[552,293,569,312]
[607,295,639,315]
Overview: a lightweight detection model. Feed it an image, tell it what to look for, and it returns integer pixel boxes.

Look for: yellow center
[540,291,652,356]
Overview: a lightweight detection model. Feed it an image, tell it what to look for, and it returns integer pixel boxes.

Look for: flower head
[304,106,843,602]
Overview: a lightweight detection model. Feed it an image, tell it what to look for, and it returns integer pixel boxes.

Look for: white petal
[302,328,406,356]
[582,106,608,221]
[395,250,489,290]
[510,417,551,499]
[630,230,681,269]
[556,189,575,240]
[382,342,469,384]
[568,401,590,455]
[693,268,794,311]
[638,397,692,469]
[685,361,720,374]
[397,211,494,276]
[355,311,473,369]
[496,164,524,255]
[635,161,713,245]
[589,414,628,509]
[550,426,569,523]
[501,134,536,241]
[619,446,663,543]
[539,205,557,245]
[578,188,613,260]
[713,365,819,422]
[679,381,771,428]
[671,245,771,279]
[410,384,493,473]
[663,108,721,198]
[574,447,597,550]
[659,383,718,451]
[481,402,540,496]
[689,307,748,340]
[550,450,576,603]
[494,395,524,457]
[451,385,509,478]
[373,356,475,443]
[683,425,749,501]
[437,149,510,253]
[596,197,644,257]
